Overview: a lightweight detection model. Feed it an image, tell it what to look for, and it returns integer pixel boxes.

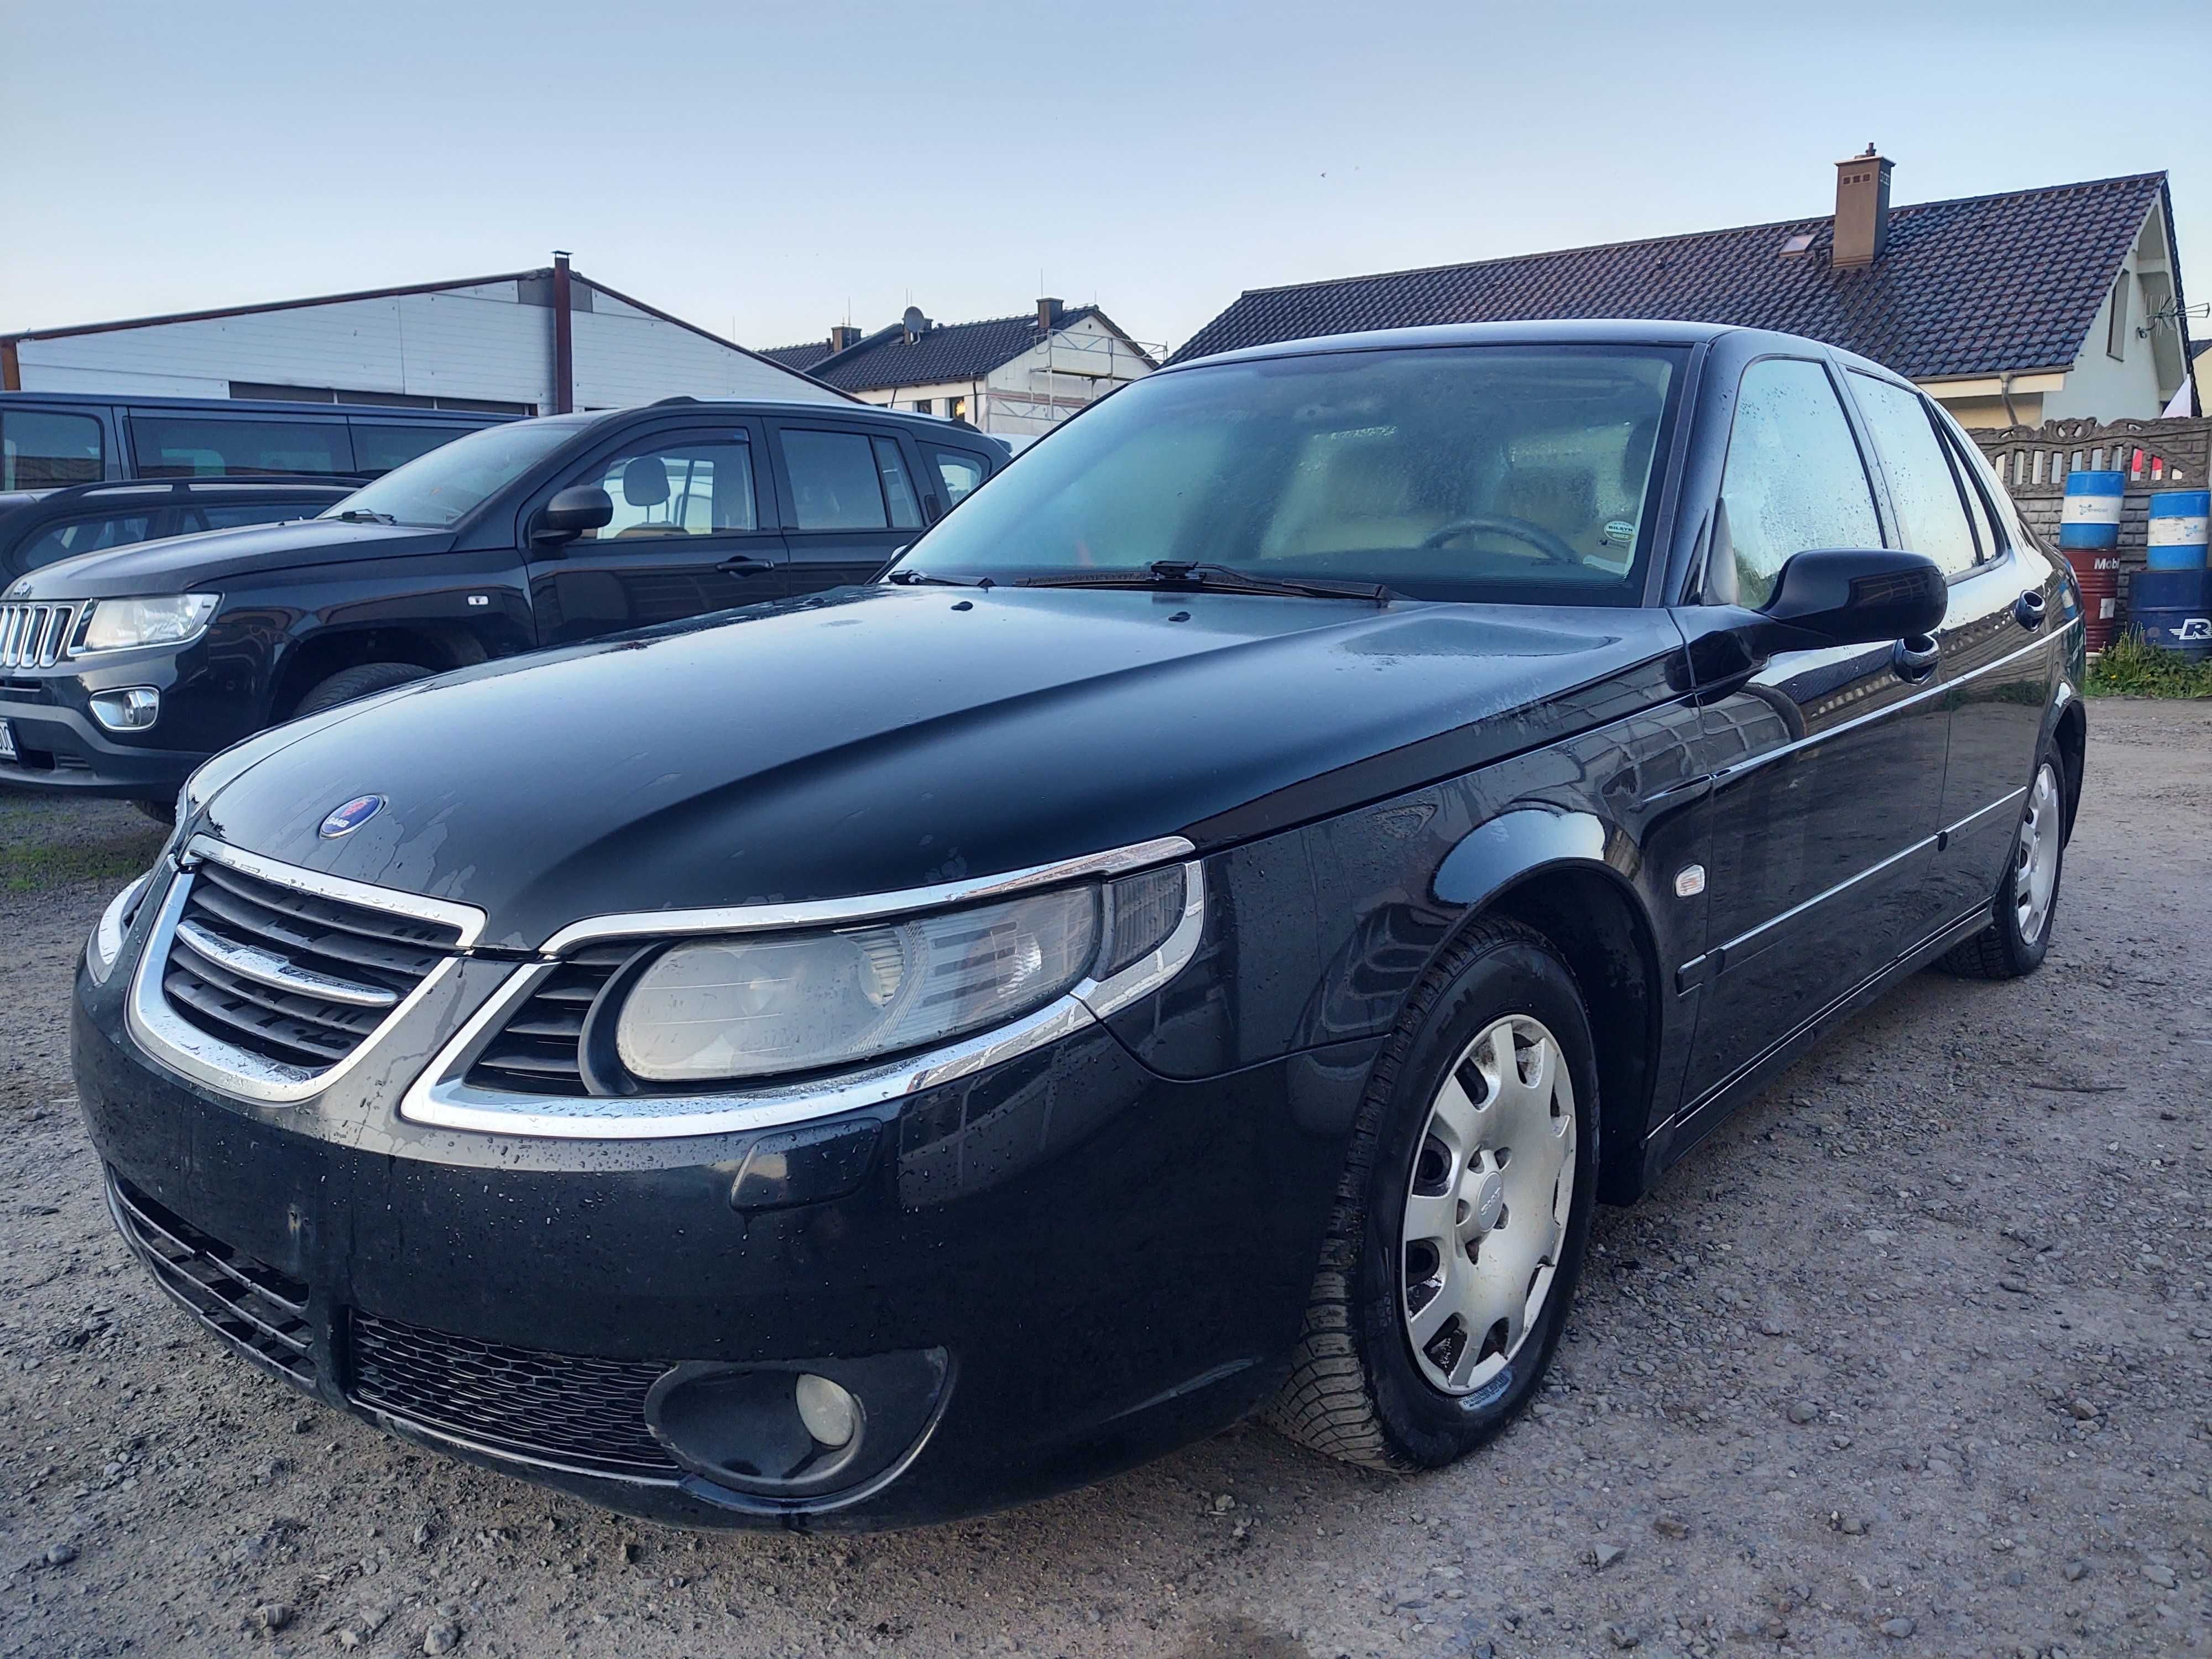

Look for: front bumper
[74,927,1376,1528]
[0,647,210,800]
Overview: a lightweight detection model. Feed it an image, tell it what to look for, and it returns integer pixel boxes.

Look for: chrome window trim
[400,860,1207,1141]
[185,835,487,947]
[534,834,1196,954]
[126,841,485,1104]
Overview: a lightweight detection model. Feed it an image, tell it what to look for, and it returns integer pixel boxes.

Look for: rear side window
[131,416,354,478]
[17,512,155,571]
[349,423,471,477]
[1847,374,1980,578]
[1717,359,1882,607]
[925,446,989,509]
[781,429,889,530]
[2,410,105,489]
[871,437,923,530]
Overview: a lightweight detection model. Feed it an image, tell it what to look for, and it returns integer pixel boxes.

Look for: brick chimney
[1037,296,1063,332]
[1832,145,1893,268]
[827,324,862,352]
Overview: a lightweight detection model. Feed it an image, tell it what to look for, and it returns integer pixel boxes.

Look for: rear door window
[129,415,354,478]
[779,429,891,530]
[1,410,106,488]
[349,422,474,477]
[16,511,158,571]
[1846,374,1981,578]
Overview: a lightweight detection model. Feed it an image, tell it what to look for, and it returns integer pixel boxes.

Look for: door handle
[1892,633,1940,684]
[2013,589,2047,632]
[718,556,775,576]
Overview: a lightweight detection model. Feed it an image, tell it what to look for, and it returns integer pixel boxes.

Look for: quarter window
[131,416,353,478]
[580,436,757,540]
[1,410,105,489]
[872,437,923,530]
[1717,359,1882,607]
[781,429,891,531]
[926,447,988,509]
[1848,374,1980,578]
[17,512,155,571]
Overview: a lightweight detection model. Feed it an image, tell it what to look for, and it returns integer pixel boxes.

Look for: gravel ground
[2,700,2208,1659]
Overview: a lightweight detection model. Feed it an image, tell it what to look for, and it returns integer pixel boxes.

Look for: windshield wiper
[330,508,397,525]
[1019,560,1394,603]
[883,568,973,588]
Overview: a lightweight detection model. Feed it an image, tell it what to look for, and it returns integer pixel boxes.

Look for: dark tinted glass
[872,437,922,529]
[1848,374,1980,577]
[2,410,105,488]
[926,446,988,508]
[131,416,353,478]
[18,512,155,571]
[896,346,1680,602]
[1718,358,1882,607]
[350,424,472,477]
[782,430,889,530]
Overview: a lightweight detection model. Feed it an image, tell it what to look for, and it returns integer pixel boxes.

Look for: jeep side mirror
[533,485,614,547]
[1760,548,1946,646]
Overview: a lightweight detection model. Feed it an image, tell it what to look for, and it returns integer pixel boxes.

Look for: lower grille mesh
[348,1311,677,1478]
[106,1173,315,1387]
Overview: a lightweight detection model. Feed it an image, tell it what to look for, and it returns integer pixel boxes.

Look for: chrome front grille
[160,857,462,1070]
[0,602,78,668]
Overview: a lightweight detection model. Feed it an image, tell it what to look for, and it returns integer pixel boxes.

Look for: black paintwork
[72,321,2084,1529]
[0,401,1005,800]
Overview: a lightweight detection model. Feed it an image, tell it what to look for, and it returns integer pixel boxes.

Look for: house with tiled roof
[764,300,1157,439]
[1169,154,2196,426]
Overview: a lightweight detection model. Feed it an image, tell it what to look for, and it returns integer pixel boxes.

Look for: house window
[946,396,967,422]
[912,399,933,415]
[2106,273,2131,360]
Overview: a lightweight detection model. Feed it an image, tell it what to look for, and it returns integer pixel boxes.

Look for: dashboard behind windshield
[895,345,1683,603]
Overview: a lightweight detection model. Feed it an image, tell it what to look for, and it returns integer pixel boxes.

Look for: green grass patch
[0,796,169,894]
[2087,631,2212,698]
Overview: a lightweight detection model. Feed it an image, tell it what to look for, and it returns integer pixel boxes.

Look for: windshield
[324,416,592,528]
[893,345,1682,603]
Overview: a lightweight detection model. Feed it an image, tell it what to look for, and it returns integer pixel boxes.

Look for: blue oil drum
[2146,489,2209,572]
[2131,568,2212,661]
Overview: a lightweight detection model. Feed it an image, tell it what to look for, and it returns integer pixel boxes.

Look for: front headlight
[613,865,1189,1086]
[76,594,218,653]
[86,870,155,984]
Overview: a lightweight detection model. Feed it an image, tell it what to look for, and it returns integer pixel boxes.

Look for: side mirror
[533,484,613,547]
[1761,548,1946,645]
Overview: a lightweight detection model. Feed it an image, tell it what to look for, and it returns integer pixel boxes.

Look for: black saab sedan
[74,321,2083,1530]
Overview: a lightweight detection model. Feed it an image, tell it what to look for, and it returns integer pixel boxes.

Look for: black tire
[1939,742,2067,980]
[1264,919,1600,1471]
[130,799,175,827]
[290,662,431,719]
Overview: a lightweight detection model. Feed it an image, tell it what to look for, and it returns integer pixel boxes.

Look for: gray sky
[4,0,2203,358]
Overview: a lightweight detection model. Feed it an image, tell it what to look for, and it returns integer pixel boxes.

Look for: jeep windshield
[323,415,594,529]
[889,344,1683,604]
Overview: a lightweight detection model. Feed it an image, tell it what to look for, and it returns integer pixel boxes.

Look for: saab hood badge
[318,795,386,838]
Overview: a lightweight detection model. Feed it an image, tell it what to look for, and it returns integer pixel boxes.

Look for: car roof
[579,398,1010,449]
[1162,317,1786,371]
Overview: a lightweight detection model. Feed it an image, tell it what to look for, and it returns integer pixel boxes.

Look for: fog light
[89,686,160,733]
[795,1373,858,1448]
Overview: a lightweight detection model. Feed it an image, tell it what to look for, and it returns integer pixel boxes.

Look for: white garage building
[0,254,846,414]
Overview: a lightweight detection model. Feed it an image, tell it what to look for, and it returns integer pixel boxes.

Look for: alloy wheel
[1400,1013,1576,1395]
[2014,761,2061,944]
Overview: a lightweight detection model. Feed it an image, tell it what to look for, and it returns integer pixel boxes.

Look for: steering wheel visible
[1418,515,1583,567]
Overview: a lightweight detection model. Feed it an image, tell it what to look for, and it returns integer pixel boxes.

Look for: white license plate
[0,719,15,762]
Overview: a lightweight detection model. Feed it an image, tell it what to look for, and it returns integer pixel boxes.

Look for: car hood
[196,585,1688,950]
[16,518,456,598]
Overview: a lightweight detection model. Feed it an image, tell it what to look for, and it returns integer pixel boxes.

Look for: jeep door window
[1714,359,1883,607]
[1847,373,1980,578]
[890,345,1682,603]
[326,416,590,528]
[348,422,477,478]
[17,512,156,572]
[1,410,105,489]
[577,437,758,540]
[781,430,908,531]
[130,416,353,478]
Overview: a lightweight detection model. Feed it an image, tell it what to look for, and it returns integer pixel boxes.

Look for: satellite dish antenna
[902,305,928,343]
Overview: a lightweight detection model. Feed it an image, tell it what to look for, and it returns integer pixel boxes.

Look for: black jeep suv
[0,400,1005,804]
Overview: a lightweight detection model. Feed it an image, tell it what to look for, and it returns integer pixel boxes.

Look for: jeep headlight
[613,867,1188,1086]
[76,594,218,653]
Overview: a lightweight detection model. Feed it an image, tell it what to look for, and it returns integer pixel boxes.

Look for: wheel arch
[270,624,489,719]
[2048,688,2086,843]
[1429,810,1665,1207]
